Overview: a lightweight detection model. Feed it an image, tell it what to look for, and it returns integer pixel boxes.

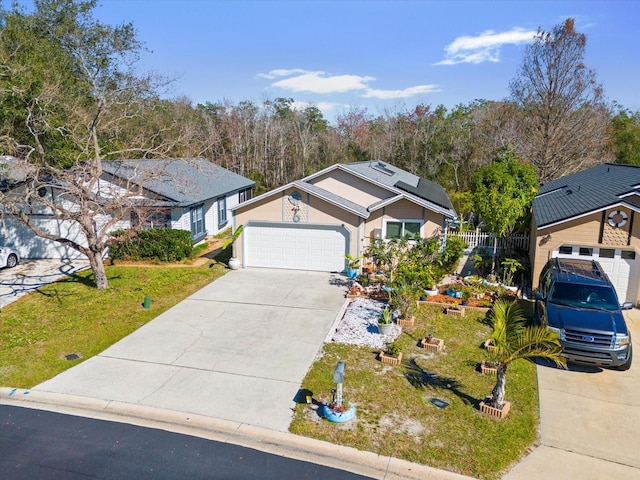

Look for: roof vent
[371,161,395,176]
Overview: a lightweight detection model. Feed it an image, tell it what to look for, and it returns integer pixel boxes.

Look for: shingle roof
[102,158,254,207]
[341,161,456,214]
[533,163,640,228]
[291,180,370,218]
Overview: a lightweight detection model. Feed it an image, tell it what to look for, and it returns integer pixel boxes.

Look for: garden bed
[292,303,541,479]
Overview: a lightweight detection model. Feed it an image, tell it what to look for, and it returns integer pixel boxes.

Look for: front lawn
[290,304,539,480]
[0,261,228,388]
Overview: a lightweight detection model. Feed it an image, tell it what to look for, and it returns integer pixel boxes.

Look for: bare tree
[510,18,611,182]
[0,0,186,289]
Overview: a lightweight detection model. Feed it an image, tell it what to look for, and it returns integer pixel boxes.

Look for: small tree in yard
[486,299,565,409]
[471,147,538,274]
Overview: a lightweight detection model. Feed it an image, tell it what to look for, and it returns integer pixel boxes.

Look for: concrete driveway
[34,268,349,432]
[0,259,90,308]
[505,309,640,479]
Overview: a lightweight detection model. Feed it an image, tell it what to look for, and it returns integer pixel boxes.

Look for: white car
[0,246,19,268]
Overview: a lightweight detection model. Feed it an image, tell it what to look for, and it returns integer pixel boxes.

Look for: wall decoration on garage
[608,210,628,228]
[284,190,308,223]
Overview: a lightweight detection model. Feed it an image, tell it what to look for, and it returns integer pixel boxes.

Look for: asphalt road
[1,405,373,480]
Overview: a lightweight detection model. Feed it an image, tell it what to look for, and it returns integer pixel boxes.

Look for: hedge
[109,228,193,262]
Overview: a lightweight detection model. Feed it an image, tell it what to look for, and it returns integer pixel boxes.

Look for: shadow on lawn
[403,357,480,408]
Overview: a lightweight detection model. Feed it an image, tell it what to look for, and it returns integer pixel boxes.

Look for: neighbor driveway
[0,259,90,308]
[505,308,640,479]
[34,269,348,432]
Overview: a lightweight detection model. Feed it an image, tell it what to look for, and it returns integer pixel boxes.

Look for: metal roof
[533,163,640,228]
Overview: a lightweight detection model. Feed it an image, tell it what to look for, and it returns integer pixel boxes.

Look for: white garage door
[553,245,639,304]
[245,223,348,272]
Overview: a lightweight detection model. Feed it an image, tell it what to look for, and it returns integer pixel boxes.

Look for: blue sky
[9,1,640,122]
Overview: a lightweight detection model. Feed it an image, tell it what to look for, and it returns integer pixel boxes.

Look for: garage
[244,222,349,272]
[1,216,85,260]
[553,245,639,304]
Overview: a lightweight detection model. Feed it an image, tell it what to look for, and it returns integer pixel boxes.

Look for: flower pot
[446,306,465,317]
[420,337,444,352]
[480,360,498,375]
[483,339,496,351]
[396,315,415,328]
[380,323,394,335]
[346,268,359,279]
[379,351,402,366]
[228,257,241,270]
[480,400,511,419]
[323,402,356,423]
[424,288,438,297]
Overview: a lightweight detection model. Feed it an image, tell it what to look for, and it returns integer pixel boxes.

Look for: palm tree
[486,299,566,409]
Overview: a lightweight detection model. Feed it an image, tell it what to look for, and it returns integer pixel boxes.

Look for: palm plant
[486,299,566,409]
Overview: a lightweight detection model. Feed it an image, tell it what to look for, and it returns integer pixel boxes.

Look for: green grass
[0,260,228,387]
[1,262,539,479]
[290,304,540,480]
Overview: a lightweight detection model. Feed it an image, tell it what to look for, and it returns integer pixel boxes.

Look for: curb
[1,387,473,480]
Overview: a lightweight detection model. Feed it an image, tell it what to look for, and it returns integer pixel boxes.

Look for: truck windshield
[549,282,619,311]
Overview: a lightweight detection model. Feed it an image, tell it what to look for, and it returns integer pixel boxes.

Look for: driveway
[34,269,349,432]
[0,259,90,308]
[504,308,640,479]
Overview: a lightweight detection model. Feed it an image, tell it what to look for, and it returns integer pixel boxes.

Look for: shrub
[109,228,193,262]
[442,235,466,272]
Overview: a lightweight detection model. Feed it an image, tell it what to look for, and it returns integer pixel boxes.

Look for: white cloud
[256,68,308,80]
[362,85,440,99]
[272,71,375,94]
[258,69,439,102]
[291,100,344,114]
[436,27,536,65]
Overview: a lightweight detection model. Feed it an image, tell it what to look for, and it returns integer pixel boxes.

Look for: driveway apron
[504,308,640,479]
[34,269,349,432]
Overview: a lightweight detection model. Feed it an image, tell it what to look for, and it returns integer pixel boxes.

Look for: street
[1,405,373,480]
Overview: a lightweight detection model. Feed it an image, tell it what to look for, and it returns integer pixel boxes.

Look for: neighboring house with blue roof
[1,158,254,259]
[231,161,457,272]
[531,163,640,304]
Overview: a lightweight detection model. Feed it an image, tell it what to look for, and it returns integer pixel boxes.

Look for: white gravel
[330,297,402,348]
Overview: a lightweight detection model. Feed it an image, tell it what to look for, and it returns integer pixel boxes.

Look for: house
[530,163,640,304]
[1,157,254,259]
[231,161,457,272]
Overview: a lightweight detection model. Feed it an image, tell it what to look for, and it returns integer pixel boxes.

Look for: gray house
[1,157,254,259]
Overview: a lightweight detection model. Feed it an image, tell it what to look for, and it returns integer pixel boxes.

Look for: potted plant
[480,299,565,418]
[379,341,403,365]
[446,282,464,298]
[390,284,418,327]
[221,224,243,270]
[379,306,394,335]
[446,300,466,317]
[461,288,472,306]
[499,258,523,292]
[344,253,362,279]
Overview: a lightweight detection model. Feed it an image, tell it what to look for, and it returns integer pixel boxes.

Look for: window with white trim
[190,204,205,239]
[384,220,422,240]
[217,197,227,226]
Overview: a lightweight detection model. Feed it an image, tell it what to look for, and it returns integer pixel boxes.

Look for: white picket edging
[448,229,529,252]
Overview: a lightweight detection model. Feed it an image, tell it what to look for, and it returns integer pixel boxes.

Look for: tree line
[0,1,639,289]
